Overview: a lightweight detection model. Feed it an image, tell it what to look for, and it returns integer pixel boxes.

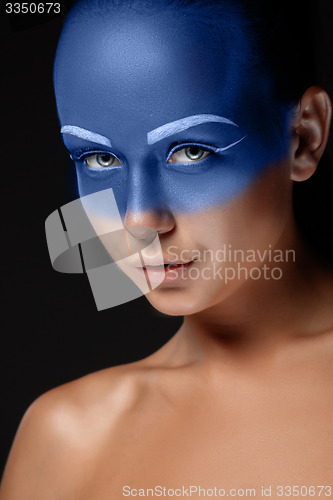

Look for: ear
[290,86,332,182]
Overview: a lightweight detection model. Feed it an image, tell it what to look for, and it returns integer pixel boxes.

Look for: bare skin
[1,274,332,499]
[1,201,333,499]
[1,91,332,499]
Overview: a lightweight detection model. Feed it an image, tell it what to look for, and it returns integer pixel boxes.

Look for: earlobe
[290,86,332,182]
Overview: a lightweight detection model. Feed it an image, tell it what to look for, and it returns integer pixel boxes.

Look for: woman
[1,0,332,497]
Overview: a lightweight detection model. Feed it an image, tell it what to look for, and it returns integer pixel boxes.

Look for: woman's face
[54,4,294,315]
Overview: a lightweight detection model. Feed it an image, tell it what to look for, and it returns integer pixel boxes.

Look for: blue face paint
[54,1,291,217]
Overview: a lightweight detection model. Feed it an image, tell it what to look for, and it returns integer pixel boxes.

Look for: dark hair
[63,0,333,260]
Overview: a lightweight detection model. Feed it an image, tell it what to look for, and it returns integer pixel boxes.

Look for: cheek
[145,164,292,315]
[185,162,292,253]
[75,164,129,216]
[240,162,292,237]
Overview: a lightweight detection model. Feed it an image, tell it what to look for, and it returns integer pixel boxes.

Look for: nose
[125,208,175,239]
[124,162,175,239]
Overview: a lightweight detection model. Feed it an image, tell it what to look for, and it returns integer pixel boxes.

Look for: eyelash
[70,149,112,162]
[69,142,218,169]
[166,142,218,162]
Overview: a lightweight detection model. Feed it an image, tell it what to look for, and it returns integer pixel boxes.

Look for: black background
[1,0,333,479]
[1,1,181,475]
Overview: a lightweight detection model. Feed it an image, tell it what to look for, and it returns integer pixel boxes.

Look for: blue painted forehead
[54,0,254,94]
[54,0,280,129]
[53,0,291,215]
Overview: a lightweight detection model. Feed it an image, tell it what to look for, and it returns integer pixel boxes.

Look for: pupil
[186,147,204,160]
[97,154,114,166]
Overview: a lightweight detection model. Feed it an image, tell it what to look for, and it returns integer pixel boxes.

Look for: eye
[168,146,211,163]
[85,153,121,169]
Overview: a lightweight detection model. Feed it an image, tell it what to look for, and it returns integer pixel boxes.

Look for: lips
[139,260,194,269]
[132,253,195,268]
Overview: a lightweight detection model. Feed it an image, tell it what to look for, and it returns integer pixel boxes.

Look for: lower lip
[142,261,195,285]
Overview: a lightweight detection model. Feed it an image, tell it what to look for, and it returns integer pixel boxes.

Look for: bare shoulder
[0,359,159,500]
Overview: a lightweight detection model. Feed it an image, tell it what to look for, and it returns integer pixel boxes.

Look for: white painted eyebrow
[61,125,111,147]
[147,114,238,145]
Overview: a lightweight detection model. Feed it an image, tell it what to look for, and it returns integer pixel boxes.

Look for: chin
[145,286,214,316]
